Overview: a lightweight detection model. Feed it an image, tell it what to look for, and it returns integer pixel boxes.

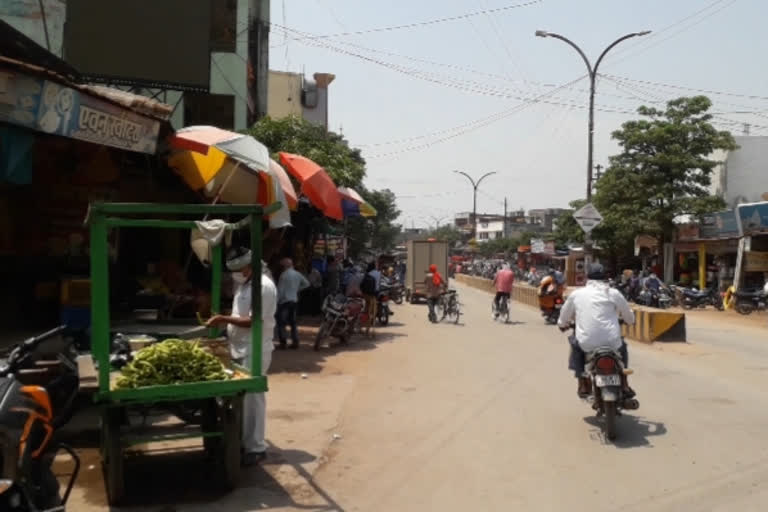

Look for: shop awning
[0,56,170,154]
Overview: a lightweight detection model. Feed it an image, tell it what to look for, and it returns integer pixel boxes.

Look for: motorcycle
[733,288,768,315]
[680,287,724,310]
[0,326,81,511]
[583,347,639,441]
[564,325,639,441]
[635,287,673,309]
[314,295,365,350]
[376,287,393,326]
[540,295,564,324]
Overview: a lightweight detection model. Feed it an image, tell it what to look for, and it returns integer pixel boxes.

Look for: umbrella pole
[170,162,243,318]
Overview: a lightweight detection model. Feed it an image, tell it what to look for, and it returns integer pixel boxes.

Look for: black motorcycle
[681,287,724,310]
[0,326,81,511]
[733,288,768,315]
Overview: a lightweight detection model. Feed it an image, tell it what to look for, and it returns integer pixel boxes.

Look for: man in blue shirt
[276,258,309,349]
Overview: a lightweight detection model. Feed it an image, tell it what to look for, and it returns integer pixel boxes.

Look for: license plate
[594,374,621,387]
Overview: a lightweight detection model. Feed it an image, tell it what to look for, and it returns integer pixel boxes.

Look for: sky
[269,0,768,229]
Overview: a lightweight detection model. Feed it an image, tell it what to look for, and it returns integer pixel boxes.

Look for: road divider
[453,274,686,343]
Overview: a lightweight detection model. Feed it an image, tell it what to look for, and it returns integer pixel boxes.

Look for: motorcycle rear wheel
[735,301,755,315]
[603,402,618,441]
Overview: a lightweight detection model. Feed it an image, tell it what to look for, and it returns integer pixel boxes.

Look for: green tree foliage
[599,96,736,245]
[345,189,401,257]
[246,116,366,187]
[426,225,465,246]
[555,96,737,263]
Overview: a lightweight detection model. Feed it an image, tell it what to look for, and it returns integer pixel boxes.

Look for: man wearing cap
[557,263,635,398]
[206,248,276,465]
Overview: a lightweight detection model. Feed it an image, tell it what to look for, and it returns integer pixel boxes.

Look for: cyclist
[493,263,515,319]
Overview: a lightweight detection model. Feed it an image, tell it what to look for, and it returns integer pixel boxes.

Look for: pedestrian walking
[361,262,380,336]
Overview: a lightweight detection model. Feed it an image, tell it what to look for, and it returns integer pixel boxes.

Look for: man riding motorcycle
[557,263,636,399]
[538,268,565,317]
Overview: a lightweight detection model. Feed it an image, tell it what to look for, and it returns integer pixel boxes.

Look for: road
[66,282,768,511]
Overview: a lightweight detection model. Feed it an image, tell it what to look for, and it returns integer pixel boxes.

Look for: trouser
[364,295,377,329]
[276,301,299,345]
[427,297,439,321]
[236,349,273,454]
[494,292,510,309]
[568,335,629,377]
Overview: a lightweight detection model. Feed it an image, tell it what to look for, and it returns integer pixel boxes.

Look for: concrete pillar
[698,243,707,290]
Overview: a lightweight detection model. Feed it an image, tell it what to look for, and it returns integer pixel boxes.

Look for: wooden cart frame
[88,202,277,504]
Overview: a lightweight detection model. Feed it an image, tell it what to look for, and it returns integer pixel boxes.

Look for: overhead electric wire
[604,0,731,64]
[608,0,740,66]
[275,0,543,42]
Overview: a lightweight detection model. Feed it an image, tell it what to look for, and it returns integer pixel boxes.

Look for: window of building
[481,222,489,228]
[184,93,235,130]
[479,232,489,240]
[210,0,238,53]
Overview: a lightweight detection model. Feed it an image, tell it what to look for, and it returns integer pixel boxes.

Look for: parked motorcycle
[0,326,81,511]
[376,287,393,326]
[680,287,724,310]
[733,288,768,315]
[635,287,673,309]
[314,295,365,350]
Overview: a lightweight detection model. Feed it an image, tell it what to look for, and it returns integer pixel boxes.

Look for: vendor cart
[86,202,277,505]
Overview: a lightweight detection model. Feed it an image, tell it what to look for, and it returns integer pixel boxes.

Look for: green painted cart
[87,202,276,505]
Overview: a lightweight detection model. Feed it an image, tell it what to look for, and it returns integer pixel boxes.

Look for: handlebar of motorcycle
[0,325,69,376]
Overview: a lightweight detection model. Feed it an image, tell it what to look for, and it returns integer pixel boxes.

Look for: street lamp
[453,170,497,240]
[430,215,449,230]
[535,30,651,202]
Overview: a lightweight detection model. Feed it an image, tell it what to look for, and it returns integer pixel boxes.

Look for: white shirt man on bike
[557,263,635,398]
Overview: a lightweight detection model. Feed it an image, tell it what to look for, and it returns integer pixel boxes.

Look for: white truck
[405,240,449,303]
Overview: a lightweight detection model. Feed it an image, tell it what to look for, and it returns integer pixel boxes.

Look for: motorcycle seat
[735,289,765,298]
[683,289,709,298]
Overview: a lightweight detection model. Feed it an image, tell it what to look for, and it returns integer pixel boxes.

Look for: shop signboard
[531,238,545,254]
[745,251,768,272]
[0,70,160,154]
[737,202,768,236]
[700,210,739,239]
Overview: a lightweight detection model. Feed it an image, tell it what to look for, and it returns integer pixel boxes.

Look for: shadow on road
[269,316,407,375]
[583,415,668,448]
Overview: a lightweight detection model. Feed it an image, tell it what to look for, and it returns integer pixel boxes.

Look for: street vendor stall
[85,201,277,505]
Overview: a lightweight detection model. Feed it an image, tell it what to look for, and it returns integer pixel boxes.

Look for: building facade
[712,136,768,208]
[1,0,270,131]
[267,71,335,129]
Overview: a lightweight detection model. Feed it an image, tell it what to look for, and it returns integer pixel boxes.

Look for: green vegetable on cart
[115,338,228,389]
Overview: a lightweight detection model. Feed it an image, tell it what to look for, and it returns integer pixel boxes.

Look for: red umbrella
[278,152,343,220]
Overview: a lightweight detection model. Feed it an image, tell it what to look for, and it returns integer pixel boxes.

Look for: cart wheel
[101,407,125,506]
[212,395,243,490]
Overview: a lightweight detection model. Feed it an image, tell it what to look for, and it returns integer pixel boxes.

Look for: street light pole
[453,171,497,241]
[535,29,650,268]
[535,30,651,201]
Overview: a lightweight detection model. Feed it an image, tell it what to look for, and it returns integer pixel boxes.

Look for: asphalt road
[309,283,768,512]
[65,282,768,511]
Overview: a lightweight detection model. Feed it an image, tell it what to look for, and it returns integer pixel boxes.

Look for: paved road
[65,282,768,511]
[309,283,768,512]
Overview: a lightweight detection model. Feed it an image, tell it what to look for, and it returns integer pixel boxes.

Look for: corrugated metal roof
[0,55,173,121]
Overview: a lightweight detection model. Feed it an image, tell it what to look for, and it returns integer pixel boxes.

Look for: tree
[598,96,736,247]
[426,225,465,246]
[365,188,401,251]
[245,116,366,187]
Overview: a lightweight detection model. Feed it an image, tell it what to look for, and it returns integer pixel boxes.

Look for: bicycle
[493,294,510,323]
[439,290,462,324]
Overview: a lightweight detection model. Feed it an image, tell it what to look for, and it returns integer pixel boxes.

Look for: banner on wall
[313,236,346,260]
[0,70,161,154]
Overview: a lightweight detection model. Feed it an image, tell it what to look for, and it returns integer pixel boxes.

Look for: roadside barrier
[453,274,686,343]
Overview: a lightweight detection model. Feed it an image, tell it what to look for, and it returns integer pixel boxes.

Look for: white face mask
[232,272,249,284]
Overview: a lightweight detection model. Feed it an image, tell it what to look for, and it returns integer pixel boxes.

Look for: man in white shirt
[207,248,276,466]
[276,258,310,349]
[558,263,635,398]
